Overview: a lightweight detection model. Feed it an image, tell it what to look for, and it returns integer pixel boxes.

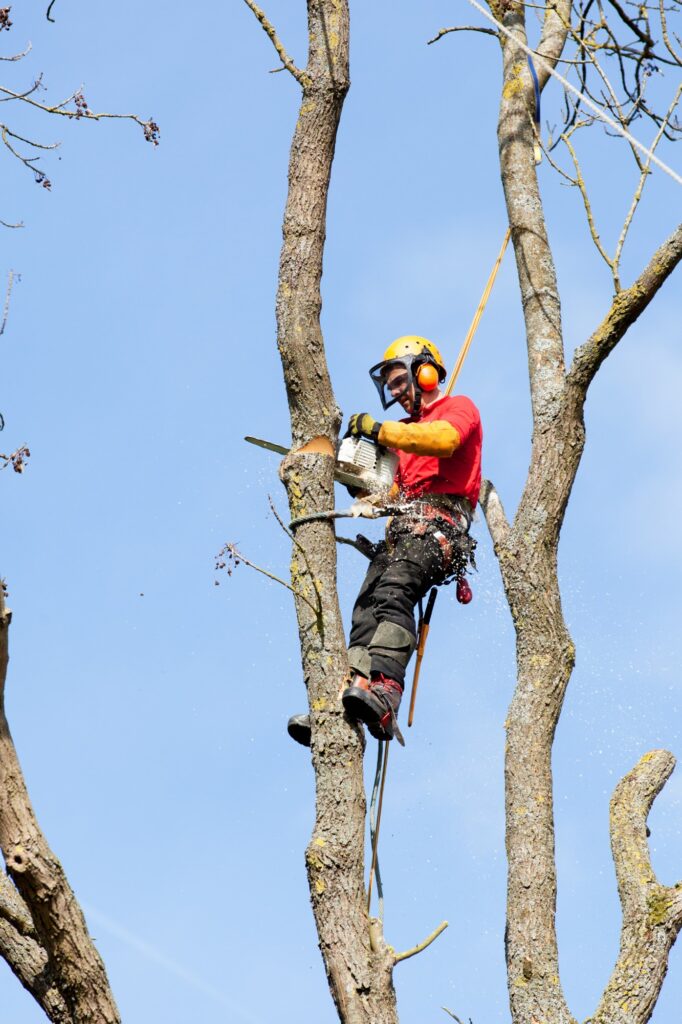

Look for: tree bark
[0,593,120,1024]
[489,4,682,1024]
[272,2,398,1020]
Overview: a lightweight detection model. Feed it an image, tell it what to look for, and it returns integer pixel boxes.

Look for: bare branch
[0,84,160,145]
[606,0,655,46]
[267,494,324,604]
[0,74,45,104]
[0,41,32,63]
[569,221,682,393]
[427,25,498,44]
[214,541,321,616]
[1,126,58,188]
[0,918,71,1023]
[659,0,682,62]
[561,131,616,278]
[0,872,33,935]
[0,446,30,472]
[592,751,682,1024]
[0,268,16,335]
[242,0,310,86]
[613,83,682,279]
[535,0,572,91]
[442,1010,471,1024]
[393,920,448,963]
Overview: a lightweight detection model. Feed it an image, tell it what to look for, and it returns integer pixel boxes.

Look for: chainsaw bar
[244,435,382,491]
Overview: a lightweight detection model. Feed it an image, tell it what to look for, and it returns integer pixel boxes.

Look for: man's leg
[343,530,445,741]
[287,547,387,746]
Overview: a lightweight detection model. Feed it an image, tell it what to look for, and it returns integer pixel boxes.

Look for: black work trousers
[348,526,452,687]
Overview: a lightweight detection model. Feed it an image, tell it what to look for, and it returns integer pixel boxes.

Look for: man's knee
[368,621,416,670]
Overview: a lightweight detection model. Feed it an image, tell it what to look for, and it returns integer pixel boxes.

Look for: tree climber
[287,336,481,747]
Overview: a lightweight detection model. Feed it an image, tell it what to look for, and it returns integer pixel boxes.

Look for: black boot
[342,673,405,745]
[287,714,311,747]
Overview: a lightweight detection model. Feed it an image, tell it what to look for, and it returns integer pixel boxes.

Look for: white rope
[464,0,682,187]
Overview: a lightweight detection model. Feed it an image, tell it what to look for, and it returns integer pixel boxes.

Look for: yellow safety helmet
[382,336,446,374]
[369,335,447,409]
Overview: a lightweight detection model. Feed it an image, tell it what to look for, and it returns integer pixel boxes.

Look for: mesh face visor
[369,358,415,410]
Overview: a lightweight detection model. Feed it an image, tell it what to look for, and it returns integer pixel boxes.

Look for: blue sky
[1,2,682,1022]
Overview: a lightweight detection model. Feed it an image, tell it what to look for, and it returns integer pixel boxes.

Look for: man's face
[384,363,414,413]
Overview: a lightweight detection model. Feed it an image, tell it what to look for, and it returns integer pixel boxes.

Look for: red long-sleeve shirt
[391,395,482,509]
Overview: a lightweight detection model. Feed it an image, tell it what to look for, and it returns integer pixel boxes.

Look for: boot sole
[287,716,311,747]
[342,688,393,740]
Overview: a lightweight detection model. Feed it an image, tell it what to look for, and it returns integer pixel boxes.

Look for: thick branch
[0,595,120,1023]
[592,751,682,1024]
[0,916,71,1023]
[535,0,572,91]
[497,8,566,433]
[568,222,682,395]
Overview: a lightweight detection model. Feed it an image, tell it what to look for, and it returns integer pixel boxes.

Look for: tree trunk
[275,2,398,1020]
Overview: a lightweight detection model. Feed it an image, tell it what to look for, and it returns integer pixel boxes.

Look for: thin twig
[0,42,32,63]
[0,75,45,104]
[215,542,320,615]
[427,25,498,43]
[613,82,682,281]
[1,126,56,187]
[0,84,160,143]
[561,131,615,276]
[0,446,30,472]
[660,0,682,61]
[442,1011,467,1024]
[0,269,15,336]
[242,0,310,86]
[394,920,448,963]
[267,494,323,608]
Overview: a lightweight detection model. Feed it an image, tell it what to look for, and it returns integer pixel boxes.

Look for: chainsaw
[245,434,398,495]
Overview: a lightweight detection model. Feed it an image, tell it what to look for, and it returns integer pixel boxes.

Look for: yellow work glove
[347,412,382,443]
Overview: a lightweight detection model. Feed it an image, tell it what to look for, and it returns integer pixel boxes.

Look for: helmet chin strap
[411,387,423,419]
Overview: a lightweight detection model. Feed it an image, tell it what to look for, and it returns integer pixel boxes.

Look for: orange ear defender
[416,362,439,391]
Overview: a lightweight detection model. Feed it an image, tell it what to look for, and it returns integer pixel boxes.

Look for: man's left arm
[348,402,478,457]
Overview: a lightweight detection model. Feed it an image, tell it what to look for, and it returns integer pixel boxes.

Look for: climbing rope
[367,739,389,915]
[445,227,511,396]
[368,740,386,919]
